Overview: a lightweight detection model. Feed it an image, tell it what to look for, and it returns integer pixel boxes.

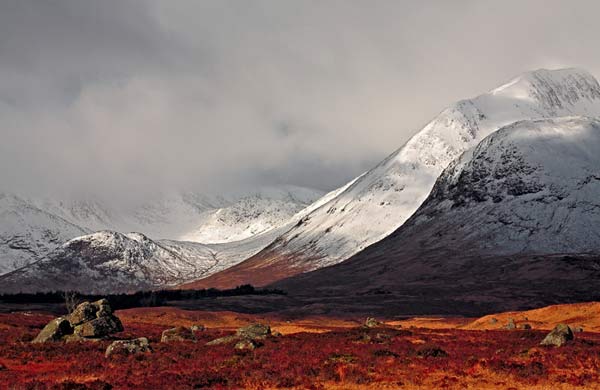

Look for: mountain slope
[0,186,322,275]
[273,117,600,315]
[191,68,600,289]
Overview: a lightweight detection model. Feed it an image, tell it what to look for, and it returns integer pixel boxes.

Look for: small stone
[161,326,196,343]
[236,323,271,340]
[234,339,261,351]
[365,317,382,328]
[520,323,532,330]
[573,326,584,333]
[488,318,498,325]
[190,325,205,332]
[540,324,574,347]
[32,317,73,343]
[105,337,152,358]
[505,318,516,330]
[272,331,283,337]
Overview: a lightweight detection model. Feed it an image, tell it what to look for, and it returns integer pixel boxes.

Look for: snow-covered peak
[395,116,600,255]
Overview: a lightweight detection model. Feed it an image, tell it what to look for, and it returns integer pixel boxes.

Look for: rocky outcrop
[32,299,123,343]
[105,337,152,358]
[207,323,272,348]
[540,324,574,347]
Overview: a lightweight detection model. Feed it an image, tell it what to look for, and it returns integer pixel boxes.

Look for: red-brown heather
[2,303,600,389]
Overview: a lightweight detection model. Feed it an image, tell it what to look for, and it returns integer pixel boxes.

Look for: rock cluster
[32,299,123,343]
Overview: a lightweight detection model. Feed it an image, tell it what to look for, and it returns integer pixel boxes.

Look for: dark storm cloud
[1,0,600,204]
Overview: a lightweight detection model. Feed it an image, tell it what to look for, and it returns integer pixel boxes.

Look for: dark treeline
[0,284,286,311]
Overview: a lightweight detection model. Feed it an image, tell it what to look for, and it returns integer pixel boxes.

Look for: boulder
[105,337,152,358]
[236,323,271,340]
[365,317,382,328]
[161,326,196,343]
[32,317,73,343]
[540,324,574,347]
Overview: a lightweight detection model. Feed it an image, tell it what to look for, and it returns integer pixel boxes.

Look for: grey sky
[1,0,599,204]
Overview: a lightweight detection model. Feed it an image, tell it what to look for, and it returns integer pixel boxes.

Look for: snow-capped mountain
[0,225,285,293]
[191,68,600,289]
[273,117,600,315]
[0,186,322,276]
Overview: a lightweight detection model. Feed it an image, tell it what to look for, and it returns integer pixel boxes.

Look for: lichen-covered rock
[236,323,271,340]
[540,324,574,347]
[68,301,98,326]
[161,326,196,343]
[105,338,152,358]
[74,316,123,338]
[32,317,73,343]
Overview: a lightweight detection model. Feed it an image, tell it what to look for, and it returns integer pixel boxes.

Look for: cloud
[1,0,600,205]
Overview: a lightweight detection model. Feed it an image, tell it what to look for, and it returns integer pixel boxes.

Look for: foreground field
[1,304,600,389]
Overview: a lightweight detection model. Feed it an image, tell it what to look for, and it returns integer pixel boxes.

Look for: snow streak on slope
[246,68,600,272]
[180,186,323,243]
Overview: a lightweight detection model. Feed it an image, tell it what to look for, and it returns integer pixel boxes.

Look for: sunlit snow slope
[274,117,600,314]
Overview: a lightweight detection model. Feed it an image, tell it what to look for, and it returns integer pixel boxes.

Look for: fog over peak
[2,0,600,206]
